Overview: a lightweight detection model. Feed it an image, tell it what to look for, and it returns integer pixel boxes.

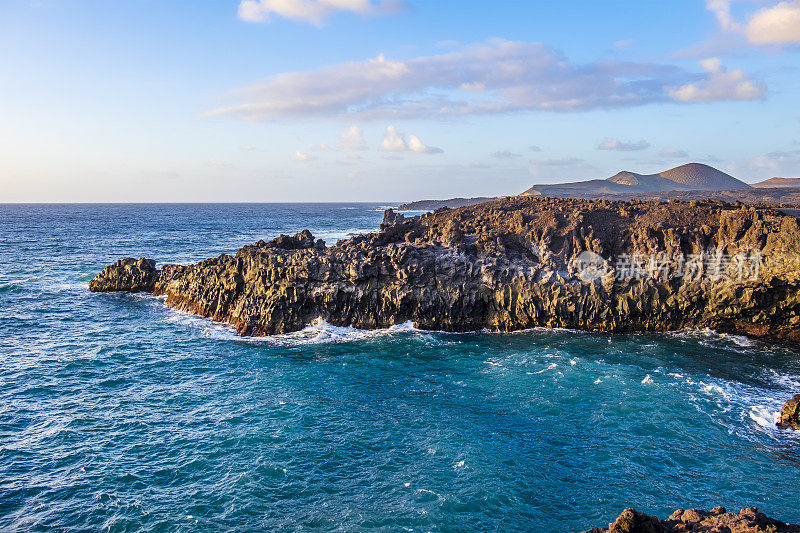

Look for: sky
[1,0,799,202]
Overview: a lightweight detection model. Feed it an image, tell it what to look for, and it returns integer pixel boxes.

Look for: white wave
[698,381,728,397]
[263,318,419,346]
[764,368,800,389]
[164,312,423,346]
[719,333,756,347]
[669,328,758,350]
[533,362,558,374]
[748,406,780,429]
[641,374,653,384]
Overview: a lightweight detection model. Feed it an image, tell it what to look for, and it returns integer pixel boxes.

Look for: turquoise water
[1,204,799,532]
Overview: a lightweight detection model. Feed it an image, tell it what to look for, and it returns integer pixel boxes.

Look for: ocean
[1,203,799,532]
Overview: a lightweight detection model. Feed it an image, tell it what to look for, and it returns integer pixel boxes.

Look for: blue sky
[1,0,799,202]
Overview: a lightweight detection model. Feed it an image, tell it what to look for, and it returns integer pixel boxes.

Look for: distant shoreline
[396,197,501,211]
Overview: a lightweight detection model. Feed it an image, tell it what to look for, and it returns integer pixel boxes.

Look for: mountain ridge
[753,177,800,188]
[520,163,750,198]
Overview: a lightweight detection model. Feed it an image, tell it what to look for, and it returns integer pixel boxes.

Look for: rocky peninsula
[582,506,800,533]
[90,197,800,339]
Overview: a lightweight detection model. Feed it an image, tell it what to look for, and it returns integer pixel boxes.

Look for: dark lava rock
[90,197,800,337]
[89,258,158,293]
[257,229,316,250]
[380,208,405,229]
[777,394,800,430]
[583,506,800,533]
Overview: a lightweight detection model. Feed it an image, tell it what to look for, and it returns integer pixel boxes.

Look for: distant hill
[397,197,499,211]
[753,177,800,188]
[599,187,800,207]
[520,163,750,198]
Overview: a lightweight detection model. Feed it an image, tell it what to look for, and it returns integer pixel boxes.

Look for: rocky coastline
[582,506,800,533]
[91,197,800,340]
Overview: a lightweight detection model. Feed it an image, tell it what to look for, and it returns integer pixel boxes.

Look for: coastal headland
[90,196,800,339]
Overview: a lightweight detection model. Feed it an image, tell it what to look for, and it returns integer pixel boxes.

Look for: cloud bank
[209,40,768,121]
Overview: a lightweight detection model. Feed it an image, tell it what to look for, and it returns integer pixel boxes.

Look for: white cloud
[242,145,256,151]
[528,145,542,152]
[667,58,765,102]
[379,126,406,151]
[238,0,406,26]
[659,147,689,158]
[336,126,368,150]
[291,150,316,162]
[746,1,800,44]
[704,0,800,46]
[598,138,650,151]
[491,150,521,159]
[208,40,697,120]
[706,0,742,32]
[379,126,442,154]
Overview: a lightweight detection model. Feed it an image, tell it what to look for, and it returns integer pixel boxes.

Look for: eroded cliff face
[89,197,800,338]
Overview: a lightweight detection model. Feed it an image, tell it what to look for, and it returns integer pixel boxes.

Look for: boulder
[88,257,158,293]
[380,208,405,229]
[777,394,800,430]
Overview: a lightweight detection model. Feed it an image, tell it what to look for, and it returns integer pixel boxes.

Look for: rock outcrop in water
[90,197,800,338]
[582,506,800,532]
[778,395,800,430]
[90,258,159,293]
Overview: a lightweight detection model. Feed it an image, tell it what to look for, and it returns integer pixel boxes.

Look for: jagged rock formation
[582,506,800,532]
[90,197,800,338]
[778,395,800,430]
[90,258,158,293]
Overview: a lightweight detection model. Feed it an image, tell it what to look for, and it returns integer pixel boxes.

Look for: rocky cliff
[90,197,800,339]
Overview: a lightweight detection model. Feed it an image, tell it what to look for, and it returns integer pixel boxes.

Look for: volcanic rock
[89,257,158,293]
[90,197,800,338]
[777,395,800,430]
[583,506,800,533]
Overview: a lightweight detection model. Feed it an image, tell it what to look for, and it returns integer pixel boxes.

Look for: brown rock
[584,506,800,533]
[89,257,158,293]
[777,395,800,430]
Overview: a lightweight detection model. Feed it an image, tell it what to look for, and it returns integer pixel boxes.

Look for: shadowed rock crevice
[90,197,800,338]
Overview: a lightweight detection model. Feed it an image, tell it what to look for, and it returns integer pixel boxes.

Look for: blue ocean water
[1,203,799,532]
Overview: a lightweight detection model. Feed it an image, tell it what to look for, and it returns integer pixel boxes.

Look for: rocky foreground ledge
[581,506,799,532]
[90,197,800,338]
